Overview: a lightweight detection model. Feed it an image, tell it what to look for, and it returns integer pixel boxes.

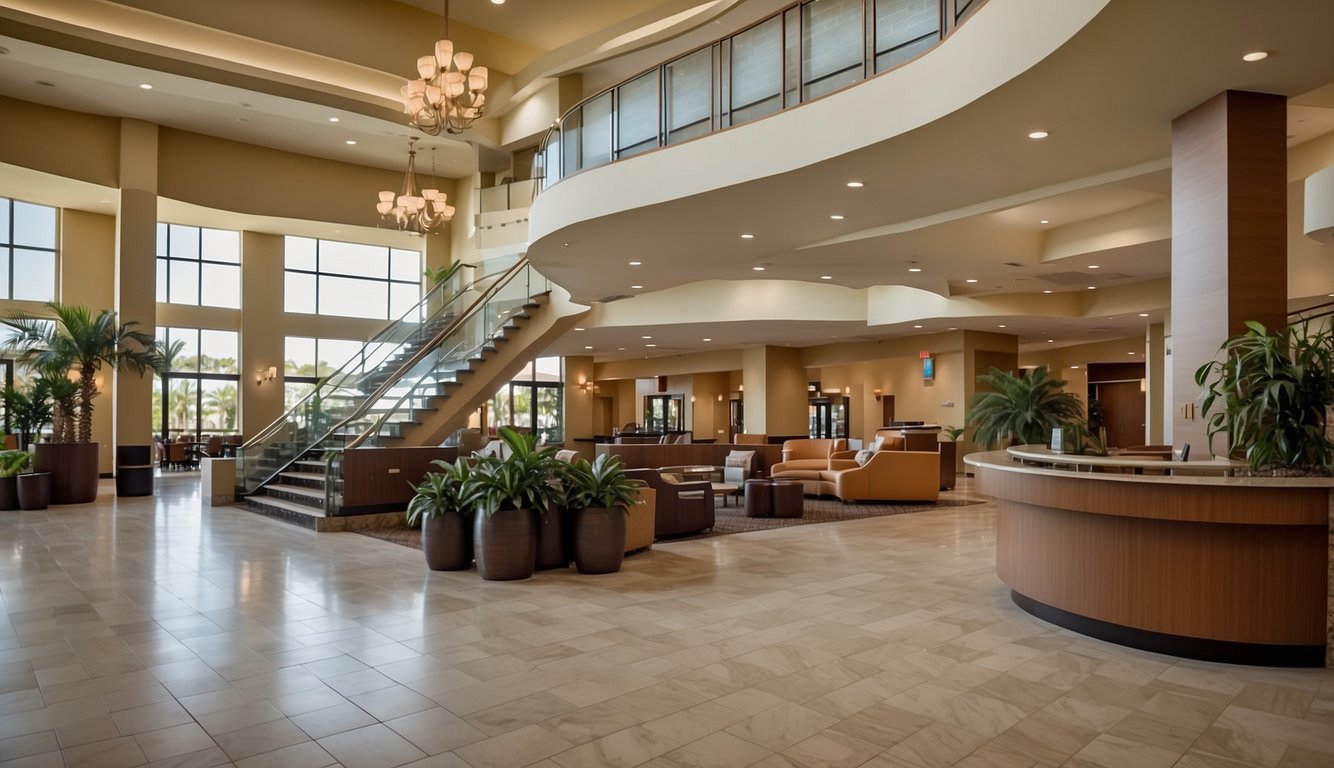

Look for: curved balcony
[532,0,984,195]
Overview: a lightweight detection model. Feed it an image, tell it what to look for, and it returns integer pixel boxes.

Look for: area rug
[354,497,980,550]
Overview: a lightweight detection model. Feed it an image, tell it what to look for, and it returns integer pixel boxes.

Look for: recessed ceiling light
[1040,219,1050,224]
[138,83,154,90]
[703,338,712,342]
[998,324,1007,328]
[908,267,922,273]
[628,261,641,266]
[491,0,505,4]
[820,275,832,280]
[1047,339,1054,343]
[1087,265,1100,269]
[631,284,643,289]
[328,117,340,123]
[965,279,978,283]
[617,347,625,351]
[1028,131,1049,140]
[1042,290,1053,294]
[645,343,657,348]
[1242,50,1269,62]
[1087,286,1096,290]
[345,140,357,145]
[948,327,957,331]
[584,345,593,350]
[641,336,652,339]
[740,233,755,239]
[574,327,585,331]
[235,117,251,123]
[1138,313,1149,317]
[846,181,864,188]
[829,214,845,220]
[1070,365,1080,369]
[913,324,923,329]
[1127,351,1137,355]
[753,266,765,271]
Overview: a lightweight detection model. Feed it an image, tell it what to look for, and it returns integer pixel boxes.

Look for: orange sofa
[771,448,939,502]
[769,438,847,473]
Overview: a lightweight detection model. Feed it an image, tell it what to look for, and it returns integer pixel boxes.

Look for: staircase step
[263,483,326,509]
[245,495,327,530]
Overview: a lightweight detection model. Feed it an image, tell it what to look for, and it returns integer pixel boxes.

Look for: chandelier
[401,0,489,135]
[376,137,455,235]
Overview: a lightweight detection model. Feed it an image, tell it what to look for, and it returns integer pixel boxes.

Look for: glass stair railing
[314,258,550,514]
[233,256,524,495]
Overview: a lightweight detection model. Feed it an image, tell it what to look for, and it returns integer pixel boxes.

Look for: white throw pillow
[854,449,873,466]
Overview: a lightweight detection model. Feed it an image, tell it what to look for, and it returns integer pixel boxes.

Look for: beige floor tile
[212,717,310,761]
[1065,733,1182,768]
[385,706,488,754]
[349,684,436,721]
[0,750,67,768]
[725,701,838,752]
[194,701,286,736]
[538,700,643,745]
[778,730,881,768]
[233,740,338,768]
[1193,725,1289,768]
[113,699,195,736]
[0,730,59,762]
[290,701,377,740]
[132,722,217,762]
[654,730,772,768]
[61,734,148,768]
[884,721,989,768]
[1232,683,1318,718]
[456,723,574,768]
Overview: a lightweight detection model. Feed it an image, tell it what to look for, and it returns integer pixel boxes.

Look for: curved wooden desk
[965,449,1331,667]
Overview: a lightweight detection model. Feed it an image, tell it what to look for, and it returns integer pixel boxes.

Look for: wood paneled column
[114,119,158,450]
[1170,91,1287,454]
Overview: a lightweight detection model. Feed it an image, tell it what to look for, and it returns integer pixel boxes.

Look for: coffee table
[711,482,738,506]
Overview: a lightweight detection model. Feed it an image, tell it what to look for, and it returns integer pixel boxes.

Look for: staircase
[237,256,585,529]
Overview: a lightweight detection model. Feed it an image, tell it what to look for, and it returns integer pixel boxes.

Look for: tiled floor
[1,475,1331,768]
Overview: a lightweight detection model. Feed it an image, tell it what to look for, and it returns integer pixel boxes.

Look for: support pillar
[114,119,158,452]
[1169,91,1287,454]
[1144,323,1165,445]
[741,346,807,437]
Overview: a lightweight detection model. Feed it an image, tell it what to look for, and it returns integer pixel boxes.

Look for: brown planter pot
[0,476,17,510]
[421,512,472,571]
[473,507,536,581]
[938,442,957,490]
[535,504,569,570]
[572,506,627,575]
[34,442,100,504]
[18,472,51,510]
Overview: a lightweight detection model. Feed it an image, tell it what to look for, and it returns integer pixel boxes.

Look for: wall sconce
[716,393,723,402]
[256,366,277,385]
[578,380,599,395]
[843,386,850,396]
[738,383,744,392]
[690,395,696,404]
[873,388,883,401]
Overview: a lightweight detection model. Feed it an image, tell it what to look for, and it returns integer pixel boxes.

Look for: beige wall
[61,209,118,472]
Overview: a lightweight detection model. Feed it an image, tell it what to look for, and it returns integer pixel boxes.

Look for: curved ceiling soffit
[528,0,1112,249]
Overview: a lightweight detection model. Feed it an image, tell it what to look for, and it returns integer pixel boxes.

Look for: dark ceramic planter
[535,504,569,570]
[18,472,51,510]
[0,476,17,510]
[34,442,99,504]
[421,512,472,571]
[473,507,536,581]
[572,506,627,575]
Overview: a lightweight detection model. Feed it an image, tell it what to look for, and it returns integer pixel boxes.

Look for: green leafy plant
[1194,320,1334,474]
[466,427,558,517]
[405,458,475,526]
[1061,421,1108,456]
[423,262,466,287]
[0,449,32,478]
[2,303,158,444]
[968,365,1084,448]
[561,454,639,511]
[941,425,965,442]
[3,382,51,449]
[37,366,80,444]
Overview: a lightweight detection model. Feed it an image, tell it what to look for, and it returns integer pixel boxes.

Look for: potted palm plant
[968,365,1084,448]
[0,449,32,510]
[2,380,52,451]
[466,427,557,580]
[563,454,640,574]
[1195,320,1334,475]
[3,303,158,504]
[405,458,475,571]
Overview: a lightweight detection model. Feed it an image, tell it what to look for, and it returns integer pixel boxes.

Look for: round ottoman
[771,480,804,518]
[743,479,772,518]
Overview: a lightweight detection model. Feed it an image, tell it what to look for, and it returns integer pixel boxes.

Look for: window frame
[283,236,422,320]
[1,197,59,302]
[155,223,242,309]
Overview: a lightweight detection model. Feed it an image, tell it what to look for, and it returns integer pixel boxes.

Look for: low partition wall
[339,446,459,514]
[596,442,786,477]
[965,449,1332,668]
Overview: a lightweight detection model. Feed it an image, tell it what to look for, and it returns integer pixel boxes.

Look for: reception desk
[965,447,1332,667]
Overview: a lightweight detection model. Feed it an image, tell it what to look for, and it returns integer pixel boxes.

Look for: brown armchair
[623,468,714,538]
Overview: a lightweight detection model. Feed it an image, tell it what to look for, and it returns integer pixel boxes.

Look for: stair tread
[265,483,324,499]
[278,471,327,482]
[247,495,327,518]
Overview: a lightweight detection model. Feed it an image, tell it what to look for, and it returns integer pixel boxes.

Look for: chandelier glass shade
[401,0,488,135]
[376,138,454,235]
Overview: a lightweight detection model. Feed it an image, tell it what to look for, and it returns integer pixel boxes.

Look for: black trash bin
[116,445,154,497]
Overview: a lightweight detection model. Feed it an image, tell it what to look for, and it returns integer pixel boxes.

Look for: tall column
[1144,323,1166,445]
[564,355,595,458]
[114,119,158,450]
[741,346,807,436]
[240,232,287,439]
[1170,91,1287,454]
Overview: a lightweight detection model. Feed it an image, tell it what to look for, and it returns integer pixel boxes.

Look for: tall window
[154,328,240,440]
[284,336,365,408]
[489,357,563,444]
[155,224,241,308]
[0,197,57,302]
[284,236,421,320]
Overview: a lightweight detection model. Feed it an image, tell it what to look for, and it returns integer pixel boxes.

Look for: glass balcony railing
[233,255,526,495]
[533,0,982,194]
[319,258,550,514]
